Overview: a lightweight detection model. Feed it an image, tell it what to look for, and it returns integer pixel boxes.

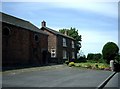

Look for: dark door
[42,50,48,65]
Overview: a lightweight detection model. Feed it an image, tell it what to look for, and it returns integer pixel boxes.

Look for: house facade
[41,21,76,63]
[1,12,48,67]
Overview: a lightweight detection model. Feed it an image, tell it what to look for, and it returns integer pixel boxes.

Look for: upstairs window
[72,41,75,48]
[63,38,67,47]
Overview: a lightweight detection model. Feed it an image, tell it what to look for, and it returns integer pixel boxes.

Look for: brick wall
[57,35,76,63]
[42,30,57,63]
[41,27,76,64]
[43,30,57,52]
[40,33,48,64]
[2,22,48,67]
[2,23,30,66]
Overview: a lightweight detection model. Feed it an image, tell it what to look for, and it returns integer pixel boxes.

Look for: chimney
[64,30,67,35]
[41,20,46,27]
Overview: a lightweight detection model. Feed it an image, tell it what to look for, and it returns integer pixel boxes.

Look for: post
[110,60,114,71]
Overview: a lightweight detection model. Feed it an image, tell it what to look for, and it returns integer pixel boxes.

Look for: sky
[1,0,119,56]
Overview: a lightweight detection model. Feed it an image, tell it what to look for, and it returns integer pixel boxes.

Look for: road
[2,65,113,88]
[104,72,120,89]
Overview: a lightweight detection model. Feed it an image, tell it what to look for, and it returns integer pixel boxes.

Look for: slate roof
[0,12,48,35]
[41,26,75,40]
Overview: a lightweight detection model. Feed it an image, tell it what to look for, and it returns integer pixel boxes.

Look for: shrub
[65,61,69,65]
[69,62,75,67]
[98,58,106,63]
[98,65,105,70]
[74,63,81,67]
[86,60,97,63]
[102,42,119,64]
[84,64,92,68]
[95,64,98,69]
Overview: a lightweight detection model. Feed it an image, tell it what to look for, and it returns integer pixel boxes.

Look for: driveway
[2,65,113,88]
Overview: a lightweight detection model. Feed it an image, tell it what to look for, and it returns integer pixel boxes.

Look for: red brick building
[1,12,48,67]
[41,21,77,63]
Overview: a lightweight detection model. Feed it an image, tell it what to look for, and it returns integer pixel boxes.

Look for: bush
[69,62,75,67]
[75,58,86,63]
[84,64,92,68]
[95,64,99,69]
[115,53,120,64]
[102,42,119,64]
[98,58,107,63]
[74,62,110,70]
[65,61,69,65]
[86,60,97,63]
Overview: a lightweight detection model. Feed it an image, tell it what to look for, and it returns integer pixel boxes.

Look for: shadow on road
[2,63,62,71]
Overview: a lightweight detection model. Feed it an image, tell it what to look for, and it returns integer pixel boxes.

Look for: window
[2,27,11,36]
[72,52,75,59]
[51,49,56,58]
[72,41,74,48]
[63,38,67,47]
[34,34,39,42]
[63,50,67,59]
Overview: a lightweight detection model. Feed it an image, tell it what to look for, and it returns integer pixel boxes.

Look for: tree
[59,27,82,53]
[87,53,102,61]
[94,53,102,61]
[102,42,119,64]
[87,53,94,60]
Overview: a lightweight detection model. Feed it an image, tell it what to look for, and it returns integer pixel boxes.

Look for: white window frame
[72,52,75,59]
[72,41,74,48]
[63,50,67,59]
[51,49,56,58]
[63,38,67,47]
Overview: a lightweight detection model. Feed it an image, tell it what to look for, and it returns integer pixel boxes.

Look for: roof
[41,26,75,40]
[0,12,48,35]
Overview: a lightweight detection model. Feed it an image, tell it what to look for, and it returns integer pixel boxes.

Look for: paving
[2,65,113,88]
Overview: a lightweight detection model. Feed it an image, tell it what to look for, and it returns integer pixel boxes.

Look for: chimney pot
[64,30,67,35]
[41,20,46,27]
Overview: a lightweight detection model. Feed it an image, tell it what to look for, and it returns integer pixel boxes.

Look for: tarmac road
[2,65,113,88]
[104,72,119,89]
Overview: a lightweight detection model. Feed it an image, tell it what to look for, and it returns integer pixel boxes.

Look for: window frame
[72,52,75,59]
[34,34,40,42]
[51,48,56,58]
[63,50,67,59]
[72,41,75,48]
[63,38,67,47]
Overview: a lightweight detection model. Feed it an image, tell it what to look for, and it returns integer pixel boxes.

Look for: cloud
[78,28,118,55]
[53,2,118,19]
[79,28,118,43]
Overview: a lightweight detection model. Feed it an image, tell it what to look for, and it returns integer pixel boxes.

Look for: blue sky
[1,0,119,56]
